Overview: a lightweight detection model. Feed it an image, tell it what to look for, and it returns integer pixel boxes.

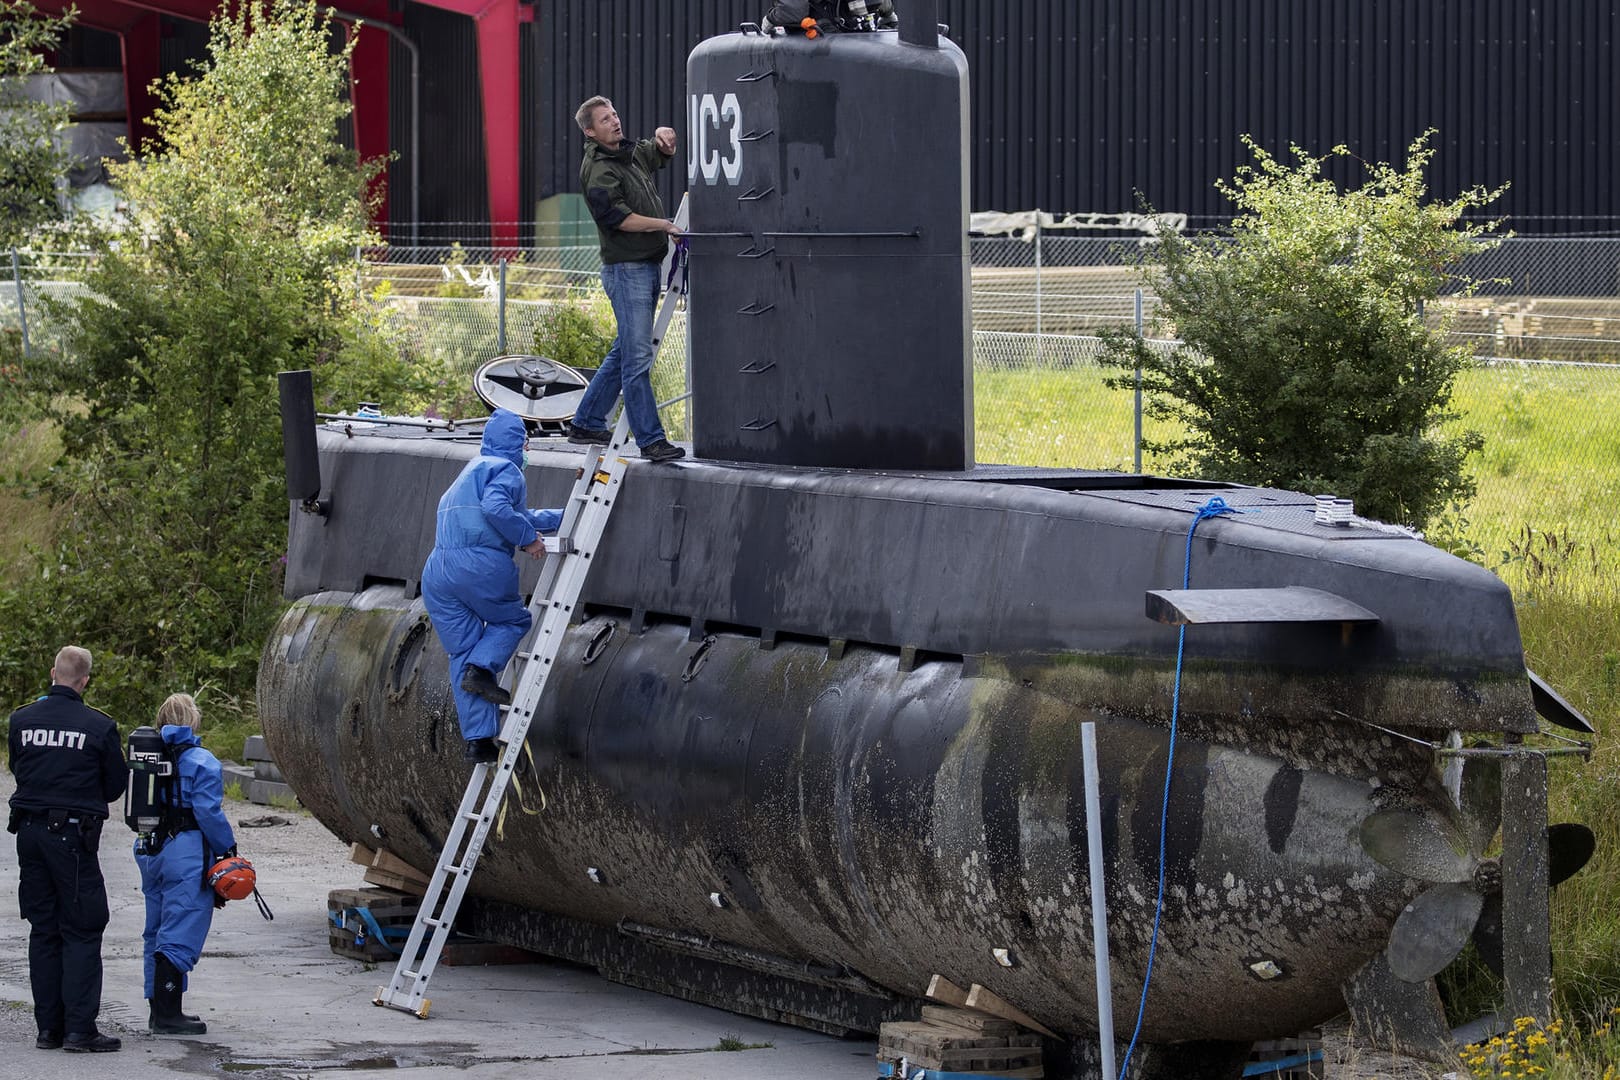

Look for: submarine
[259,5,1589,1077]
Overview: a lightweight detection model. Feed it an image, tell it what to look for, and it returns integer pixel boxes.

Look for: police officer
[6,646,127,1053]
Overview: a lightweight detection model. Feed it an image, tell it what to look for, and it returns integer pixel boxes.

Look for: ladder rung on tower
[374,204,690,1019]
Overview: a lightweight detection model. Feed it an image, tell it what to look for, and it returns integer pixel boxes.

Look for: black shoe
[640,440,686,463]
[463,737,500,764]
[566,422,611,445]
[35,1031,61,1050]
[63,1031,120,1052]
[460,665,511,705]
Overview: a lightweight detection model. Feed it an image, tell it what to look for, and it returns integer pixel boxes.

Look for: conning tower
[686,2,972,470]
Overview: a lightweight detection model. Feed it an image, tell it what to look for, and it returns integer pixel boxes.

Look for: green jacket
[580,137,672,265]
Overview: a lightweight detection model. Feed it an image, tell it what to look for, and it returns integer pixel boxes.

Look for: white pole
[1081,721,1116,1079]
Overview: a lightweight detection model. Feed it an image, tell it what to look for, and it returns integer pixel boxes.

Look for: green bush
[532,293,616,372]
[1099,132,1505,530]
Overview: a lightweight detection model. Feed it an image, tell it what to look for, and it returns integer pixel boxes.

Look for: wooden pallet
[327,884,542,967]
[879,1012,1044,1077]
[328,885,419,962]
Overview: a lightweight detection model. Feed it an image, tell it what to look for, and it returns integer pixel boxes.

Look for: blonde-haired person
[132,692,236,1035]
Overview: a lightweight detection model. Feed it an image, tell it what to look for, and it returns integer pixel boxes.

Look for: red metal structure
[27,0,530,246]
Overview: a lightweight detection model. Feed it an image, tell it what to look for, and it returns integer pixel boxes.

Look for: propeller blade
[1360,808,1475,883]
[1387,882,1486,983]
[1457,752,1502,854]
[1471,892,1503,977]
[1549,822,1596,887]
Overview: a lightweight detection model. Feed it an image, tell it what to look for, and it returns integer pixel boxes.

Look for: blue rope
[1117,496,1235,1080]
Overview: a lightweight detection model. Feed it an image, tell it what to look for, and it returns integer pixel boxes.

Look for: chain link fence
[5,235,1618,549]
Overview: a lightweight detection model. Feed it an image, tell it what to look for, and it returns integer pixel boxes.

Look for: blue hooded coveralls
[421,409,562,741]
[133,725,235,998]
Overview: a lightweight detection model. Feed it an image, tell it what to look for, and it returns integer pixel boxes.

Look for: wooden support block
[925,973,971,1007]
[964,983,1059,1040]
[349,841,378,867]
[922,1005,1020,1036]
[370,848,430,884]
[363,867,427,896]
[879,1021,1005,1051]
[439,941,541,967]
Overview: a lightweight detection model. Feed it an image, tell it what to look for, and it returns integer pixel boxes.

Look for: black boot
[459,665,511,705]
[463,737,499,764]
[147,998,201,1026]
[150,954,207,1035]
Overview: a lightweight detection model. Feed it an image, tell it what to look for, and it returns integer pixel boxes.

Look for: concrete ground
[0,771,879,1080]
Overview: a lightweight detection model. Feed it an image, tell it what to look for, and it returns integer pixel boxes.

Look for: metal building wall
[498,0,1617,232]
[534,1,758,224]
[936,0,1617,231]
[389,3,491,237]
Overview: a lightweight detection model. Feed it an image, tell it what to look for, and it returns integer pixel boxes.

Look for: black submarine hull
[259,432,1528,1044]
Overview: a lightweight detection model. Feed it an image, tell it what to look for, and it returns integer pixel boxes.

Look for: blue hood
[482,409,528,469]
[161,724,202,749]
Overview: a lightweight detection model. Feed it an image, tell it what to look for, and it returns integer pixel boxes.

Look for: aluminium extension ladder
[374,231,690,1020]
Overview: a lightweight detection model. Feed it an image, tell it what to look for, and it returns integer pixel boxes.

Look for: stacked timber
[350,841,430,896]
[878,976,1049,1079]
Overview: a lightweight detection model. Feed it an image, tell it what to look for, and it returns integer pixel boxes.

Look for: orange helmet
[207,855,257,901]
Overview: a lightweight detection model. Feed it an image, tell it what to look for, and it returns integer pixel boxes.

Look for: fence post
[1133,288,1144,474]
[497,258,508,354]
[1033,209,1043,364]
[12,247,31,361]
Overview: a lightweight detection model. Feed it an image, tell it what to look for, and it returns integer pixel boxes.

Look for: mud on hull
[261,586,1441,1045]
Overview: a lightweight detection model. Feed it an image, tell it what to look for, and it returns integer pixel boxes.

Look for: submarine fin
[1146,586,1379,625]
[1527,668,1597,733]
[1387,881,1485,983]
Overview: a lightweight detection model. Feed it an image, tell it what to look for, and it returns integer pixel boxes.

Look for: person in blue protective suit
[421,408,563,764]
[134,693,235,1036]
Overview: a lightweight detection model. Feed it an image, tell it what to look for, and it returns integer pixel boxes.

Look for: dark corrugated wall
[389,3,491,237]
[392,0,1615,233]
[534,2,759,227]
[937,0,1616,230]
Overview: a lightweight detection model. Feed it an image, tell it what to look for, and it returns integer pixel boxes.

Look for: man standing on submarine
[566,94,686,463]
[422,408,562,764]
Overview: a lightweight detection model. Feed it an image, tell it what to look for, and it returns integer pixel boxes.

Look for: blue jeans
[573,260,665,445]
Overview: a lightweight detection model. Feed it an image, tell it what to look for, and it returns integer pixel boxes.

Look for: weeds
[1459,1012,1620,1079]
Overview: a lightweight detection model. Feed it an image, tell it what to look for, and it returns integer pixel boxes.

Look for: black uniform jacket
[7,685,127,817]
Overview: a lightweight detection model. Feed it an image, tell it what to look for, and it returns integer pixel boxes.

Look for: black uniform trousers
[15,814,110,1035]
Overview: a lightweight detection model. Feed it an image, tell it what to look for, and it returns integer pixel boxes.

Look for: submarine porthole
[389,617,429,696]
[682,635,717,682]
[582,620,616,665]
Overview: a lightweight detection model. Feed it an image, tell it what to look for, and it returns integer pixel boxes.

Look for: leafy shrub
[532,293,615,372]
[1100,132,1504,530]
